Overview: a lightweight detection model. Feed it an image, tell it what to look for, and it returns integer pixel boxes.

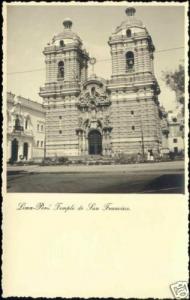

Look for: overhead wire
[7,46,184,75]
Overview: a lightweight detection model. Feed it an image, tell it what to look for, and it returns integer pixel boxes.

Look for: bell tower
[108,7,162,158]
[40,19,89,157]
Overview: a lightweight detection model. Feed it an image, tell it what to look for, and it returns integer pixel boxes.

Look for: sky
[6,3,186,111]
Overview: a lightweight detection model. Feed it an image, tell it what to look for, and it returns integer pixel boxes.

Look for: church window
[15,116,20,128]
[91,87,96,96]
[37,124,39,131]
[173,138,177,143]
[14,116,23,131]
[25,119,28,129]
[41,125,43,131]
[41,141,43,147]
[37,141,39,147]
[126,51,134,69]
[132,126,135,130]
[131,110,134,115]
[126,29,131,37]
[59,130,62,134]
[59,116,62,119]
[60,40,64,47]
[58,61,64,79]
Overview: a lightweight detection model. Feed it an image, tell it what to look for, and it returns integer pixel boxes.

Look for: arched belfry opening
[58,61,64,79]
[88,130,102,155]
[126,51,134,70]
[126,29,131,37]
[60,40,64,47]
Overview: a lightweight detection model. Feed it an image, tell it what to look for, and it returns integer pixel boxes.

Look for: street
[6,161,185,193]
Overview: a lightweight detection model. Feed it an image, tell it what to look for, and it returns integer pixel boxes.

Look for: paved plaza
[6,161,185,193]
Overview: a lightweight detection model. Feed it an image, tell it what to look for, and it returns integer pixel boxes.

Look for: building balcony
[108,31,148,44]
[14,125,24,132]
[8,127,34,138]
[39,81,81,96]
[109,73,156,86]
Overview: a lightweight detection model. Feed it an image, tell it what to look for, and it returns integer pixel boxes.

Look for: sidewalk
[7,161,184,174]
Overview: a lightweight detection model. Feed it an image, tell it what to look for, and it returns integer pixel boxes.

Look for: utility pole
[140,117,145,161]
[43,104,46,160]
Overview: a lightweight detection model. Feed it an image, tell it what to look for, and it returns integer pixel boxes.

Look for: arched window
[126,51,134,70]
[14,115,23,131]
[25,119,28,130]
[91,87,96,96]
[60,40,64,47]
[15,116,20,129]
[58,61,64,79]
[126,29,131,37]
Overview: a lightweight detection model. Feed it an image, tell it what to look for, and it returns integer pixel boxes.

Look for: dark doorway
[174,147,178,154]
[88,130,102,155]
[11,139,19,162]
[23,142,29,160]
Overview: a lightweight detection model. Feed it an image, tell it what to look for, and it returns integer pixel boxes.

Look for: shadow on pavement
[143,174,184,193]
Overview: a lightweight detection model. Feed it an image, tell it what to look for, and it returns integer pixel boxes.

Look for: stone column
[82,131,86,155]
[7,139,11,161]
[78,132,80,156]
[28,142,32,160]
[78,131,82,156]
[107,131,111,156]
[85,132,88,155]
[18,141,23,161]
[102,130,106,155]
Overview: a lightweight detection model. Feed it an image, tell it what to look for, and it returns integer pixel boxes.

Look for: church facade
[39,7,168,159]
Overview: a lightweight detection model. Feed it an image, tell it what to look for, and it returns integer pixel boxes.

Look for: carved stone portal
[76,77,112,156]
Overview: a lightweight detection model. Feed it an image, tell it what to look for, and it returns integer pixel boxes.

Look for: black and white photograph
[5,3,186,193]
[2,2,189,299]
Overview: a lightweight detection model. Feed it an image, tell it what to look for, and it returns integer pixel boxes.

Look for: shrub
[15,161,24,166]
[7,159,14,165]
[27,160,36,165]
[58,156,69,164]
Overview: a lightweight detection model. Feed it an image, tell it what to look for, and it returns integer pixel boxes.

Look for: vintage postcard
[2,1,189,298]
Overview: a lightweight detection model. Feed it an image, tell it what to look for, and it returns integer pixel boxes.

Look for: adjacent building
[167,106,184,154]
[7,92,45,162]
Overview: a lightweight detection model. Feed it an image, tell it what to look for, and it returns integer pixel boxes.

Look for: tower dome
[52,18,82,46]
[112,7,145,36]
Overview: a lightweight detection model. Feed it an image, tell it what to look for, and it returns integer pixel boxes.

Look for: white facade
[167,107,184,154]
[7,92,45,162]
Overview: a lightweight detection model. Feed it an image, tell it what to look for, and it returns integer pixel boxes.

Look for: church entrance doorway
[88,130,102,155]
[11,138,19,162]
[23,142,29,160]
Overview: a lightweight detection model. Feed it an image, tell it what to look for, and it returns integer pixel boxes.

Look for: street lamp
[42,103,47,160]
[89,57,96,75]
[139,116,145,161]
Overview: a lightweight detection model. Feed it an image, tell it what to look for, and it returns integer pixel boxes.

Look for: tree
[162,63,185,108]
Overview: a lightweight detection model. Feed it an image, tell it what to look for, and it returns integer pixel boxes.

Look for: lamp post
[140,116,145,161]
[42,103,47,160]
[89,57,96,75]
